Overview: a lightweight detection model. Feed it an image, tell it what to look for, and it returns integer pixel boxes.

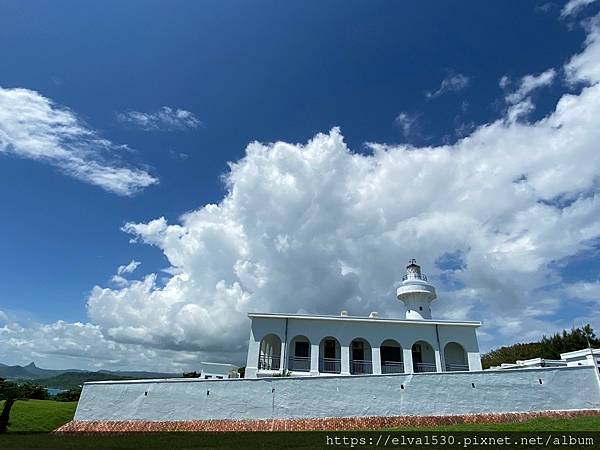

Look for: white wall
[74,366,600,422]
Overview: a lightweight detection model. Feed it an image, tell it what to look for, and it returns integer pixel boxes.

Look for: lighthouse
[396,259,437,320]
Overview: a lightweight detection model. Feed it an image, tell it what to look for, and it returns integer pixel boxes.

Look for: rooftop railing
[288,356,311,372]
[402,273,428,281]
[258,355,281,371]
[445,363,469,372]
[351,359,373,375]
[414,362,437,373]
[319,357,341,374]
[381,361,405,374]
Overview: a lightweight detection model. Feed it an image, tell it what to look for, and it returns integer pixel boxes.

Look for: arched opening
[350,338,372,374]
[380,339,404,373]
[412,340,436,372]
[288,335,311,372]
[319,337,341,374]
[258,334,281,370]
[444,342,469,371]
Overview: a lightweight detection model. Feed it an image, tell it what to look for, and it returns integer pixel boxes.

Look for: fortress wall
[74,365,600,422]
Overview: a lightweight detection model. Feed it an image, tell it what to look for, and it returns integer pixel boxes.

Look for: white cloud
[117,260,141,275]
[499,75,511,89]
[4,15,600,368]
[561,0,598,17]
[566,13,600,83]
[426,74,470,99]
[0,87,159,196]
[394,112,418,137]
[564,280,600,302]
[117,107,201,131]
[0,319,220,371]
[505,69,557,104]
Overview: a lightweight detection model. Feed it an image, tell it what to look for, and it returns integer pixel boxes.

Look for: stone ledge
[55,409,600,433]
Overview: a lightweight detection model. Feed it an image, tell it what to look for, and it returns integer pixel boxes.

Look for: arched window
[258,334,281,370]
[319,337,341,374]
[380,339,404,373]
[412,340,436,372]
[350,338,372,375]
[444,342,469,371]
[288,335,311,372]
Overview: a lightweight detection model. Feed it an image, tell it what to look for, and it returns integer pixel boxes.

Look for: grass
[2,399,77,433]
[387,414,600,431]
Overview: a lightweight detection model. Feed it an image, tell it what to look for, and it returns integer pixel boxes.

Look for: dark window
[352,340,365,360]
[324,339,337,359]
[381,345,402,362]
[419,306,423,311]
[295,341,309,357]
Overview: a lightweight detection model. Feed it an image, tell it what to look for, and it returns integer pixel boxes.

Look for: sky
[1,0,600,372]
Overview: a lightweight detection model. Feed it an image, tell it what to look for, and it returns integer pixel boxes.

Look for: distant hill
[0,362,80,379]
[0,362,179,389]
[31,372,133,389]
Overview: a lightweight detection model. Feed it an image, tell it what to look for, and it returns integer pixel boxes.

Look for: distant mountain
[0,362,179,388]
[97,369,176,378]
[31,372,133,389]
[0,361,73,379]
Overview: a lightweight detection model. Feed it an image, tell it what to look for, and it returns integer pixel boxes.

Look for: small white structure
[199,362,239,379]
[560,348,600,368]
[245,260,482,378]
[489,358,567,370]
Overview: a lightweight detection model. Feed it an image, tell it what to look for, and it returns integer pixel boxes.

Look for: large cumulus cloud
[83,14,600,359]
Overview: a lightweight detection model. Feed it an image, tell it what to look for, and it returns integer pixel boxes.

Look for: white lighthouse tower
[396,259,437,320]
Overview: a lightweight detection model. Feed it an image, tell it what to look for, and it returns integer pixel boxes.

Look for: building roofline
[247,312,481,327]
[560,348,600,359]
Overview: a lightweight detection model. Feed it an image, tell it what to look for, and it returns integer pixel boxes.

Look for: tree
[55,387,82,402]
[539,324,600,359]
[0,379,21,434]
[0,378,49,433]
[480,324,600,369]
[183,371,201,378]
[481,342,542,369]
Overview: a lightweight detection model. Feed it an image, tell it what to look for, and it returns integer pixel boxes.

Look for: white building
[560,348,600,368]
[245,260,482,378]
[489,358,567,370]
[199,362,239,379]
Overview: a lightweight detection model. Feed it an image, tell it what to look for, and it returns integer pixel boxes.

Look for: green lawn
[2,399,77,433]
[387,414,600,431]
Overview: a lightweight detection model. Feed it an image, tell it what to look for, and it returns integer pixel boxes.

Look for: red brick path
[55,409,600,433]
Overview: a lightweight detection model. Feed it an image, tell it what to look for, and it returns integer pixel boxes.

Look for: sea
[46,388,67,396]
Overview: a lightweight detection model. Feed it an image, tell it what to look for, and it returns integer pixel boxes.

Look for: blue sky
[1,0,600,371]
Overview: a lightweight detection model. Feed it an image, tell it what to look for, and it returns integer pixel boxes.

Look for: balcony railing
[258,355,281,371]
[319,357,341,374]
[445,363,469,372]
[414,362,437,373]
[288,356,311,372]
[402,273,428,281]
[351,359,373,375]
[381,361,405,374]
